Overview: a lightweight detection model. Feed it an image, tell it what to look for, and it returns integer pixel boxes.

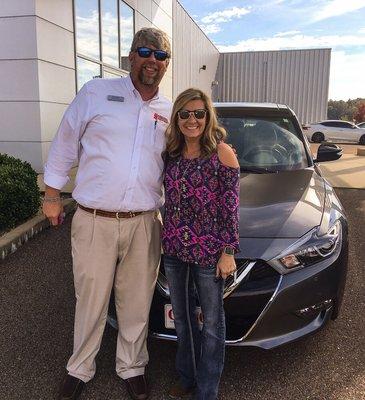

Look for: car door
[347,125,363,143]
[335,121,358,143]
[326,121,352,142]
[321,122,338,141]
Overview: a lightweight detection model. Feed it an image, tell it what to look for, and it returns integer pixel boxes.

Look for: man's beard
[138,68,160,86]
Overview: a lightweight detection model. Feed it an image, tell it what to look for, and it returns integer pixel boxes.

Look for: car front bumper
[149,237,348,349]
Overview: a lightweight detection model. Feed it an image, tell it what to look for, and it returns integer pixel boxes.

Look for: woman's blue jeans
[163,255,225,400]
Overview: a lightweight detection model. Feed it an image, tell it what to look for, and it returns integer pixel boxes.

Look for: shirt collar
[125,74,160,102]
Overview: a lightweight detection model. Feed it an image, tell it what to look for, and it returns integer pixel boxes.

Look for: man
[43,28,172,400]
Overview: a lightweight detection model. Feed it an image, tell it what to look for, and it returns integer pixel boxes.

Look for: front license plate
[164,304,203,330]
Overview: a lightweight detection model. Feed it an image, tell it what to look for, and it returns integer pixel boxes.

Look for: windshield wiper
[240,166,277,174]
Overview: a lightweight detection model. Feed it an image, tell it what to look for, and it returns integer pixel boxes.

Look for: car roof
[213,102,289,111]
[213,102,297,118]
[316,120,354,123]
[213,102,297,119]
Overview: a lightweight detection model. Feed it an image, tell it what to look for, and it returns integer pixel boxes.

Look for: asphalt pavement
[0,189,364,400]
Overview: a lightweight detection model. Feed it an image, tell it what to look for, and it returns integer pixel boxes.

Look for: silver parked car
[303,120,365,144]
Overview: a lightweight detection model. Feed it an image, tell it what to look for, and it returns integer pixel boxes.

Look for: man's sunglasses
[178,109,207,120]
[136,47,169,61]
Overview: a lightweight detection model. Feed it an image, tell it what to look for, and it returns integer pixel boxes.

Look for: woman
[162,88,240,400]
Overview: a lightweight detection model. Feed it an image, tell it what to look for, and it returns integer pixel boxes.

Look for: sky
[178,0,365,101]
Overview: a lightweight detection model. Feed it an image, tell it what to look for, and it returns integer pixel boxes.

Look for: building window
[101,0,119,67]
[74,0,134,90]
[77,57,101,89]
[120,1,134,72]
[103,69,127,79]
[75,0,100,61]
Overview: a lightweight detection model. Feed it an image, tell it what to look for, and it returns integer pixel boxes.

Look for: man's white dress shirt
[44,75,172,212]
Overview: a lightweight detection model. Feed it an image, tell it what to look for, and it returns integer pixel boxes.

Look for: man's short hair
[130,28,171,57]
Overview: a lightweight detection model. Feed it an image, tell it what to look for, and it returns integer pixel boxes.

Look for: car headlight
[269,220,342,273]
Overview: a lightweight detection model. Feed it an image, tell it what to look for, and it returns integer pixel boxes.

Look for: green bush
[0,153,41,232]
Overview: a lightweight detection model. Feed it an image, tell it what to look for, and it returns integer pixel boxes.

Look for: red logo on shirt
[153,113,169,124]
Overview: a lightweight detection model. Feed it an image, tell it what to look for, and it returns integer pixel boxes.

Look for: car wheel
[359,135,365,145]
[312,132,325,143]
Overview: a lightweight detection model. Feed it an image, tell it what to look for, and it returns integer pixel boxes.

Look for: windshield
[217,114,309,172]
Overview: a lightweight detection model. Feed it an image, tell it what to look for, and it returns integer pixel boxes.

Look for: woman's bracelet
[43,196,61,203]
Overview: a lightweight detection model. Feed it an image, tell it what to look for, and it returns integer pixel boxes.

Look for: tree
[328,100,348,120]
[353,101,365,123]
[328,98,365,121]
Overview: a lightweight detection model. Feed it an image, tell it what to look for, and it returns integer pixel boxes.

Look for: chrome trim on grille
[150,332,178,342]
[223,261,255,299]
[156,273,170,297]
[226,274,283,345]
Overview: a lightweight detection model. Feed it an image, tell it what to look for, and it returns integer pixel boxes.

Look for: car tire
[312,132,325,143]
[359,135,365,145]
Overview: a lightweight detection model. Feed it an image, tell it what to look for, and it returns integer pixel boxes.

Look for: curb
[0,198,76,260]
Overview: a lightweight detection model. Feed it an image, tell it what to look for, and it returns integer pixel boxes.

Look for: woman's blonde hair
[165,88,227,158]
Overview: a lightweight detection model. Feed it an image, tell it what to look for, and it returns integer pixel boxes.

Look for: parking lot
[0,185,364,400]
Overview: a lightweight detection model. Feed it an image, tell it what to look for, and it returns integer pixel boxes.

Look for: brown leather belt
[78,204,144,219]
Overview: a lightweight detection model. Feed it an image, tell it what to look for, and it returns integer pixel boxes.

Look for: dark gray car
[107,103,348,348]
[145,102,348,349]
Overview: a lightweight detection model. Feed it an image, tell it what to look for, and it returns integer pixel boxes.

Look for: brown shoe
[124,375,149,400]
[168,382,195,399]
[58,375,85,400]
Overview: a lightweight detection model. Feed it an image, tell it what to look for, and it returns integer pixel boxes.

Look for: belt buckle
[115,211,120,220]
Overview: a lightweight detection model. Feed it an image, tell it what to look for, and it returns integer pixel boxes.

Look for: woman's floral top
[162,152,240,267]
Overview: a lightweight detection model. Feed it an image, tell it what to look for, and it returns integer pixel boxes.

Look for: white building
[0,0,330,172]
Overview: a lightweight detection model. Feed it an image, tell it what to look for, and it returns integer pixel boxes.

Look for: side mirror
[314,143,342,163]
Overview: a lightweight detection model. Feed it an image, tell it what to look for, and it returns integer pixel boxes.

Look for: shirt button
[214,171,218,175]
[214,218,217,222]
[197,166,201,169]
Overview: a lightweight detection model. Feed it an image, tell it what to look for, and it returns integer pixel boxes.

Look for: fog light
[295,299,333,317]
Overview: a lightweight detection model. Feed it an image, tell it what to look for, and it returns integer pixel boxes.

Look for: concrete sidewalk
[320,154,365,189]
[310,144,365,189]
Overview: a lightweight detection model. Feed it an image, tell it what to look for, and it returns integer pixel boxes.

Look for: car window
[321,121,336,127]
[333,121,352,128]
[217,114,309,172]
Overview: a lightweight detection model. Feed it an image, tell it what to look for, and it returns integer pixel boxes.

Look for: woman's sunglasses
[136,47,169,61]
[178,109,207,120]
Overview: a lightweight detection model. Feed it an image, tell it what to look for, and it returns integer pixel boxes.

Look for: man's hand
[42,186,63,226]
[216,252,237,280]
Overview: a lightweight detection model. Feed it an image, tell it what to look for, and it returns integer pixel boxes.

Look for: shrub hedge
[0,153,41,232]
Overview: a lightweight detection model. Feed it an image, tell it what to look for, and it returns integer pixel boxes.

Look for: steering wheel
[242,145,288,164]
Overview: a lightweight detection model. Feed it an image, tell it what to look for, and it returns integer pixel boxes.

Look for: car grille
[249,259,279,281]
[151,257,281,342]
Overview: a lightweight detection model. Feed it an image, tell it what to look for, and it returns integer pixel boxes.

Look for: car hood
[239,168,325,239]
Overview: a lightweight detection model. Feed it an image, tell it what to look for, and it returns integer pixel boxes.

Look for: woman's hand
[216,253,237,280]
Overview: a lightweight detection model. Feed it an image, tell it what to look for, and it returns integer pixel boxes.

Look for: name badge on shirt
[107,95,124,102]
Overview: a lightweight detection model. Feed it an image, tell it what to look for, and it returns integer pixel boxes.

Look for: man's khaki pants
[66,207,161,382]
